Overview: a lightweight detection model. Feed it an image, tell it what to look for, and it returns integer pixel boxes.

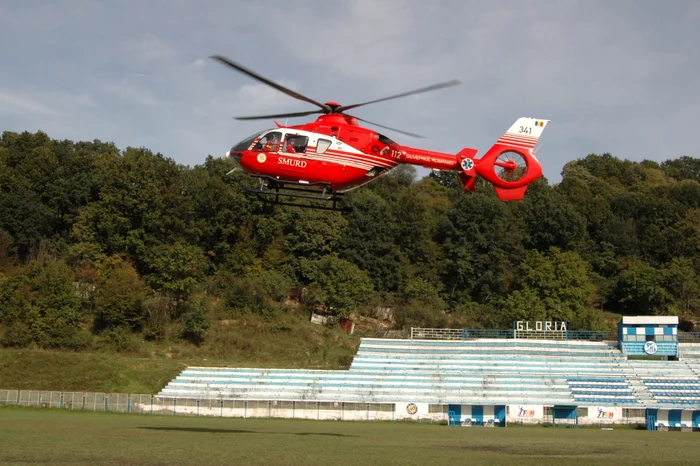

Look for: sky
[1,0,699,184]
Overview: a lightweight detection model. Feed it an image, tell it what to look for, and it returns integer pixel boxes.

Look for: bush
[93,328,141,354]
[0,321,33,348]
[179,305,210,346]
[142,294,175,341]
[93,259,147,332]
[224,270,291,315]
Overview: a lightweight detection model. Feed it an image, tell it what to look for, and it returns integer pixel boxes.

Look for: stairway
[626,377,654,404]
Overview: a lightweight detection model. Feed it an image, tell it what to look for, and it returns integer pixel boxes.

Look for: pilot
[285,136,296,153]
[263,133,280,152]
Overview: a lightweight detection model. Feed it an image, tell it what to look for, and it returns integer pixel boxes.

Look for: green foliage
[143,242,209,301]
[662,155,700,182]
[0,253,87,349]
[437,192,526,305]
[612,258,671,315]
[300,255,374,316]
[339,189,403,292]
[502,248,596,327]
[93,257,147,331]
[179,303,210,346]
[2,127,700,355]
[0,321,33,348]
[223,269,293,316]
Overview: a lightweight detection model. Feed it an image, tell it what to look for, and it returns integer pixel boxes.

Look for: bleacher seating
[566,376,638,404]
[156,338,700,409]
[158,366,577,405]
[154,338,686,409]
[681,343,700,360]
[642,379,700,405]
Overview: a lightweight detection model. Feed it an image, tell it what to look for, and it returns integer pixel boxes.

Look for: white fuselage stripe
[276,150,398,170]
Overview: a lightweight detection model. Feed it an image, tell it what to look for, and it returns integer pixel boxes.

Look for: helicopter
[211,55,550,211]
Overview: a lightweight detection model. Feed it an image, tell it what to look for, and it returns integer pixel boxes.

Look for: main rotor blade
[234,109,323,121]
[336,79,462,113]
[348,114,426,139]
[210,55,331,112]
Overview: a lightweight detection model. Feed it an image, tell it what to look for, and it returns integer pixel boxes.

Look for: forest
[1,129,699,354]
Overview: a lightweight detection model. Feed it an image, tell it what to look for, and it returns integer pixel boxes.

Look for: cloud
[0,91,62,117]
[234,81,302,111]
[124,34,177,63]
[100,74,164,107]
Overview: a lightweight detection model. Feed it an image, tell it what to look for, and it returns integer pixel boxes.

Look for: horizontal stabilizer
[493,185,528,201]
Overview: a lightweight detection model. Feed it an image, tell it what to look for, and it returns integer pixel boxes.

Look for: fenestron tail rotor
[494,151,528,182]
[209,55,461,138]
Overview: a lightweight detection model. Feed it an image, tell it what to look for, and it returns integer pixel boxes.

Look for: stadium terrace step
[157,338,700,410]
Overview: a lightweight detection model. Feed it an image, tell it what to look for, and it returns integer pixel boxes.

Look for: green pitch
[1,407,699,465]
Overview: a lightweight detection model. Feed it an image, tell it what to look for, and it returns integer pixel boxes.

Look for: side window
[252,131,282,152]
[316,138,332,154]
[283,134,309,153]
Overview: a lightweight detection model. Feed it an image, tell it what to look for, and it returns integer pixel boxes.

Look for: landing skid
[235,175,349,212]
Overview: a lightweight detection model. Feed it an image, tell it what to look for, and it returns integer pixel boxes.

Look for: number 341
[519,126,532,134]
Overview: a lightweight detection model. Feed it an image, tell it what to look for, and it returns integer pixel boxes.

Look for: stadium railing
[409,328,614,341]
[0,389,435,422]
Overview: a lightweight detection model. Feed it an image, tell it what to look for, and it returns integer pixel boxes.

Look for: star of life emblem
[461,158,474,171]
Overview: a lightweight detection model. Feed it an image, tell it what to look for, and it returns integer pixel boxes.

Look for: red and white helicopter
[211,55,550,210]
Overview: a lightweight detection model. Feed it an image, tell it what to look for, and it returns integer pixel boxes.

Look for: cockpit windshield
[230,130,268,153]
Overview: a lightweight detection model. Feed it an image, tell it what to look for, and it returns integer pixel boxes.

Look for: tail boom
[398,147,460,170]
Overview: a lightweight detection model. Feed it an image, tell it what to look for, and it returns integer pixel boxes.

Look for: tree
[339,189,403,292]
[282,208,347,263]
[93,258,148,331]
[143,242,209,302]
[0,229,15,270]
[502,248,596,327]
[0,254,88,349]
[522,184,588,252]
[179,303,210,346]
[300,255,374,316]
[180,157,251,266]
[437,192,526,306]
[662,155,700,182]
[612,258,672,315]
[663,258,700,316]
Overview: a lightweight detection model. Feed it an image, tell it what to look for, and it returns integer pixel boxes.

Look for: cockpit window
[230,131,265,152]
[252,131,283,152]
[283,134,309,153]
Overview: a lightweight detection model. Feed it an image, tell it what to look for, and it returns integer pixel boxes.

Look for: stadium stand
[157,318,700,425]
[160,338,686,406]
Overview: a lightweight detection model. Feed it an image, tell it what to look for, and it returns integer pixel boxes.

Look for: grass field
[0,316,360,393]
[1,407,699,465]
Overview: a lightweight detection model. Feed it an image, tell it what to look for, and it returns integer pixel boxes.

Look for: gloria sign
[514,321,567,332]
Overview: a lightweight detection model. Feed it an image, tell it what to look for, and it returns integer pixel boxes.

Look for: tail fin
[496,117,550,153]
[458,117,550,201]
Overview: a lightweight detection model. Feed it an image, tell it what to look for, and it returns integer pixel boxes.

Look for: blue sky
[1,0,698,184]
